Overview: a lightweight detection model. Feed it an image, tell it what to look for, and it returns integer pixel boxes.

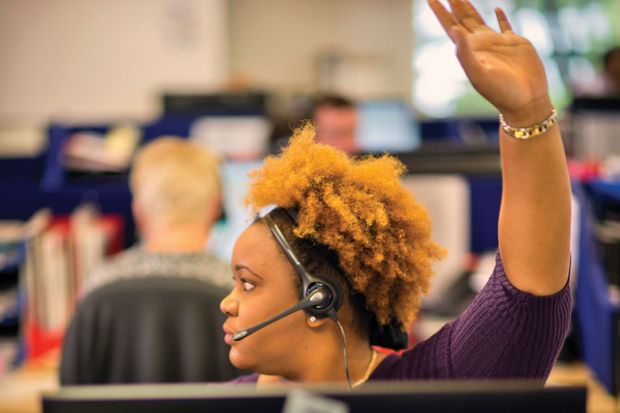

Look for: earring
[309,316,317,323]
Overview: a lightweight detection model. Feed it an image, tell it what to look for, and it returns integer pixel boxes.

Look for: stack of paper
[63,123,141,172]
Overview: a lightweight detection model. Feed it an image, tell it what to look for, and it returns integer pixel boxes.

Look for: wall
[0,0,228,123]
[0,0,413,122]
[228,0,413,101]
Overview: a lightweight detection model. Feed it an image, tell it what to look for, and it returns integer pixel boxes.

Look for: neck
[284,324,376,385]
[142,223,210,253]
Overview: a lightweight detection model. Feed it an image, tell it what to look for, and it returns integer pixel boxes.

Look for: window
[412,0,619,117]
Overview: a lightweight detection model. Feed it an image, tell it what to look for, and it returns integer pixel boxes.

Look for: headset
[232,207,344,342]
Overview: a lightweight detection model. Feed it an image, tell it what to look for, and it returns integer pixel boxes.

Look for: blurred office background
[0,1,619,412]
[1,0,618,122]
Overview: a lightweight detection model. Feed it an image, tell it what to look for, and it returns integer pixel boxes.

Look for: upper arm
[392,254,571,380]
[448,253,571,379]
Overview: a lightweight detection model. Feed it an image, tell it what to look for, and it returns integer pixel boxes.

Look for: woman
[220,0,571,387]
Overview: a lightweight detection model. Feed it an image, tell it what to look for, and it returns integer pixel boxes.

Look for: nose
[220,288,239,317]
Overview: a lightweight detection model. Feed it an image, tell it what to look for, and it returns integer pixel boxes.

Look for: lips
[223,325,235,345]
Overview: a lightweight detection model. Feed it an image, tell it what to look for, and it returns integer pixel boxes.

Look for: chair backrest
[60,277,241,384]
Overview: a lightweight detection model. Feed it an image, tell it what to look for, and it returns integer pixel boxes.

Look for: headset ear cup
[305,282,339,318]
[265,207,345,319]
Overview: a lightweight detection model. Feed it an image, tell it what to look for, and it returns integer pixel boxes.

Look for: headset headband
[263,208,343,319]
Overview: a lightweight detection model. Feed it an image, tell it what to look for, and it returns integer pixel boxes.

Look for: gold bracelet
[499,109,558,140]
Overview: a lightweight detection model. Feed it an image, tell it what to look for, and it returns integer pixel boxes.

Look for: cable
[335,317,352,391]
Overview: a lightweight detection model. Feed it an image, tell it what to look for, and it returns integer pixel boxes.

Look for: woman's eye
[242,281,255,292]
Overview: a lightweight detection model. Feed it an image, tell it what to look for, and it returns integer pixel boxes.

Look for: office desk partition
[573,181,620,396]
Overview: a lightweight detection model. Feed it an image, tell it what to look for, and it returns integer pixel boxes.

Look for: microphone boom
[232,289,327,341]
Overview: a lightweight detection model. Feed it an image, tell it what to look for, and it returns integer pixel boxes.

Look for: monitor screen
[568,97,620,160]
[356,100,421,153]
[207,160,261,261]
[43,381,586,413]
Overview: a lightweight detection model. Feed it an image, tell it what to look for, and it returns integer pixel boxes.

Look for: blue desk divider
[420,118,500,141]
[586,181,620,218]
[41,124,73,191]
[142,113,204,143]
[0,156,45,182]
[467,176,502,254]
[573,182,620,396]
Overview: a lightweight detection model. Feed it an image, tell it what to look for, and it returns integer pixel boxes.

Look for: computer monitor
[569,96,620,160]
[43,381,586,413]
[207,160,262,261]
[356,100,421,153]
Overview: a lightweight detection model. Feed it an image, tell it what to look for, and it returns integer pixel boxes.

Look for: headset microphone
[232,286,330,341]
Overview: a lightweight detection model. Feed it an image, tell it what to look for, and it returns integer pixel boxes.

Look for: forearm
[498,98,572,295]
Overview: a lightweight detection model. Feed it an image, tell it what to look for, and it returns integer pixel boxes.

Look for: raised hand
[428,0,553,126]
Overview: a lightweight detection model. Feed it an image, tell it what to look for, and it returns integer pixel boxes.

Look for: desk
[0,351,58,413]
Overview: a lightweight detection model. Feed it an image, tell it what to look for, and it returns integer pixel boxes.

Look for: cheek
[236,295,269,333]
[228,287,307,371]
[237,273,301,328]
[229,309,308,372]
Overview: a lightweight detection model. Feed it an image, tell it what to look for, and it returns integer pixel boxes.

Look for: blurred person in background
[311,94,359,154]
[602,47,620,96]
[269,94,360,154]
[60,137,239,384]
[573,46,620,97]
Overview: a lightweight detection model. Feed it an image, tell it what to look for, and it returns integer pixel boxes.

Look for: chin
[229,346,256,371]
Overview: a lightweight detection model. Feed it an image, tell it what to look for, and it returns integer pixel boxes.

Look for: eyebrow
[233,264,263,280]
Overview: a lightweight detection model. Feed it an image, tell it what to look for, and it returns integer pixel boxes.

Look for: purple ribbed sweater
[231,252,571,384]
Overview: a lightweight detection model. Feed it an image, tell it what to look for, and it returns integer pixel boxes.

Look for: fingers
[428,0,458,37]
[447,0,481,32]
[429,0,505,42]
[429,0,491,35]
[450,25,469,49]
[495,7,513,33]
[428,0,466,44]
[462,0,488,27]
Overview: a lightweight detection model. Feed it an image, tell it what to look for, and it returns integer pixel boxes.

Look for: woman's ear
[306,314,330,328]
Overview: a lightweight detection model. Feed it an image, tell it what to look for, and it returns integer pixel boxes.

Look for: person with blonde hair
[61,137,238,384]
[80,136,231,294]
[129,137,222,254]
[221,0,571,387]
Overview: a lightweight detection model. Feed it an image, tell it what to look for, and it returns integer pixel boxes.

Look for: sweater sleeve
[372,252,571,381]
[447,252,571,379]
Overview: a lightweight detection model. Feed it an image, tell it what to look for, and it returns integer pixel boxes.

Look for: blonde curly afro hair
[246,123,445,328]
